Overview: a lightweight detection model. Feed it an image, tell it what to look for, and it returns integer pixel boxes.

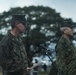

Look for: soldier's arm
[1,37,13,69]
[2,44,13,62]
[56,41,64,55]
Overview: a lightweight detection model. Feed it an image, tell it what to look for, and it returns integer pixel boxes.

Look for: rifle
[30,63,40,75]
[38,44,63,75]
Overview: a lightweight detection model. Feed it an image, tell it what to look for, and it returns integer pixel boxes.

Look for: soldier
[55,27,76,75]
[0,14,30,75]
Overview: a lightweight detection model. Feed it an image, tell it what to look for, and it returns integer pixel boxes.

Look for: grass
[0,71,48,75]
[0,73,2,75]
[39,71,49,75]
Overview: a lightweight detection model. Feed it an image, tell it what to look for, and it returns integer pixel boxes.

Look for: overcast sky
[0,0,76,22]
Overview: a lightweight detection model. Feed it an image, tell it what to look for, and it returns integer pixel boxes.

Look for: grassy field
[0,71,48,75]
[39,71,48,75]
[0,73,2,75]
[0,72,48,75]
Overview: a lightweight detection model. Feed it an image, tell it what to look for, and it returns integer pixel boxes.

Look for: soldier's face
[64,28,73,36]
[16,23,26,33]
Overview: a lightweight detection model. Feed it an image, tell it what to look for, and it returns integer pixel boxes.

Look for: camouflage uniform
[56,35,76,75]
[0,31,28,75]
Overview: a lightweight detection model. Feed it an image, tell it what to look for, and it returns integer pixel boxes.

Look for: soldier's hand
[26,67,31,72]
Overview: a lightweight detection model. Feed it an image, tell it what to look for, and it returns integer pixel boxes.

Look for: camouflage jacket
[56,36,76,75]
[0,31,28,72]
